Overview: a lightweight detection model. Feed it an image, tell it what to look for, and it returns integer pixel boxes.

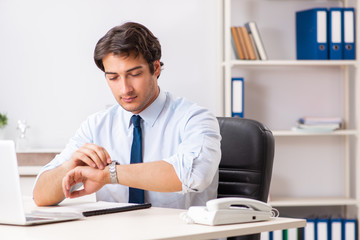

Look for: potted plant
[0,113,7,129]
[0,113,8,139]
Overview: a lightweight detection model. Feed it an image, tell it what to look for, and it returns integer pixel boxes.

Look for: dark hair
[94,22,164,77]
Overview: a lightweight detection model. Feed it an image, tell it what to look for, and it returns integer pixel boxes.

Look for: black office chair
[217,117,275,240]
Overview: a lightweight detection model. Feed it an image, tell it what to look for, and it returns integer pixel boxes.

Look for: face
[103,53,161,114]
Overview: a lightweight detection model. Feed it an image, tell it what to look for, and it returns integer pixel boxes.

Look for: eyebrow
[105,66,143,75]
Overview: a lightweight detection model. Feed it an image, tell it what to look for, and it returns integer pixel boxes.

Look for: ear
[153,60,161,78]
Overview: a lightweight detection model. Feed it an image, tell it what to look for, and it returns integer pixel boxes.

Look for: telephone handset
[206,197,272,212]
[181,197,278,226]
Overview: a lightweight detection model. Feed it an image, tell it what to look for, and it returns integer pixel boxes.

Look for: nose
[119,77,134,95]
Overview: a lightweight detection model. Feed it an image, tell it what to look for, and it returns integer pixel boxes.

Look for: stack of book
[292,117,342,133]
[231,21,268,60]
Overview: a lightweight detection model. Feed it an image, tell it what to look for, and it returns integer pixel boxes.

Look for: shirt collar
[139,88,166,127]
[125,88,166,128]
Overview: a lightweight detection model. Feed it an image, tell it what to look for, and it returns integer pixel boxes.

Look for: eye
[107,75,118,81]
[129,71,142,77]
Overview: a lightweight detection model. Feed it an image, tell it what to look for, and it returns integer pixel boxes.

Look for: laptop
[0,140,83,225]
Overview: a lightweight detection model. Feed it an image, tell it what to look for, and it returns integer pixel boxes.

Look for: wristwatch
[109,161,118,184]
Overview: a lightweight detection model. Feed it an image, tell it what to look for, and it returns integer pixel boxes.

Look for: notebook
[0,140,151,225]
[32,201,152,217]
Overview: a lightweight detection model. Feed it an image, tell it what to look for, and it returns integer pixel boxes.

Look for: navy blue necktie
[129,115,144,204]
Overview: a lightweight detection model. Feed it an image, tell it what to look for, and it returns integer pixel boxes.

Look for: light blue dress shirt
[34,89,221,209]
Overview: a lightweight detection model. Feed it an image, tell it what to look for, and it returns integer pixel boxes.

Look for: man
[33,22,221,209]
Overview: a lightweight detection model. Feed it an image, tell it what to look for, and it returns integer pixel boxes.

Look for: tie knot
[131,115,141,128]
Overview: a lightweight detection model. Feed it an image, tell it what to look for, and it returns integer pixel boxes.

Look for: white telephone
[181,197,278,226]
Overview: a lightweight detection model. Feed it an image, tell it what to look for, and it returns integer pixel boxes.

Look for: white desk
[0,201,305,240]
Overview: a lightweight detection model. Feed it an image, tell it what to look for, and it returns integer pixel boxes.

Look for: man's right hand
[63,143,112,171]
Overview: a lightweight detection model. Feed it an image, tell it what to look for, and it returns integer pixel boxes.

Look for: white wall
[0,0,220,148]
[1,0,350,202]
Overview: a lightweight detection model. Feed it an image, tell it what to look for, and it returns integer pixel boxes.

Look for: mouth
[121,96,137,103]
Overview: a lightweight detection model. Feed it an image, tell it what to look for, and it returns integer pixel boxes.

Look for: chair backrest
[217,117,275,202]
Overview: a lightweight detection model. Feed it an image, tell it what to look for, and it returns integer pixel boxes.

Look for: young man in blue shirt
[33,22,221,209]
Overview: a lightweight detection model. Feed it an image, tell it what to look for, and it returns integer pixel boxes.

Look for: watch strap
[109,161,118,184]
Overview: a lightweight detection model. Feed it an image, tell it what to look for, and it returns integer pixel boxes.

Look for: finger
[82,144,109,169]
[62,169,81,198]
[87,144,108,167]
[89,143,111,165]
[100,147,112,164]
[62,174,71,198]
[81,144,105,169]
[68,189,87,199]
[101,148,112,164]
[72,151,97,168]
[63,173,76,197]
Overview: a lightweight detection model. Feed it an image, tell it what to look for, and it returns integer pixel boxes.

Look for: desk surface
[0,198,306,240]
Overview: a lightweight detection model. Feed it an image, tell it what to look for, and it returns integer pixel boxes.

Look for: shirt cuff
[163,155,198,194]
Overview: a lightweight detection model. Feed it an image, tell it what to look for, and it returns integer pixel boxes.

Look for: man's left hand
[62,166,109,199]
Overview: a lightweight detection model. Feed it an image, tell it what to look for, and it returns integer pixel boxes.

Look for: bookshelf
[220,0,360,236]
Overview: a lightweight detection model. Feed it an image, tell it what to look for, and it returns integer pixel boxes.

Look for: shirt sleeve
[33,117,94,189]
[164,108,221,194]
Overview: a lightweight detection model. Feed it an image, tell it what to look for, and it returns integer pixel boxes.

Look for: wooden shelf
[16,151,60,167]
[272,129,358,137]
[222,60,357,67]
[270,197,359,207]
[18,166,42,176]
[16,148,62,153]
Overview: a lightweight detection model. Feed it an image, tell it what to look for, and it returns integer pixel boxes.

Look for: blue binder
[231,78,244,118]
[316,219,329,240]
[268,230,282,240]
[296,8,328,60]
[342,219,357,240]
[342,8,356,59]
[304,219,316,240]
[328,8,343,59]
[329,219,342,240]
